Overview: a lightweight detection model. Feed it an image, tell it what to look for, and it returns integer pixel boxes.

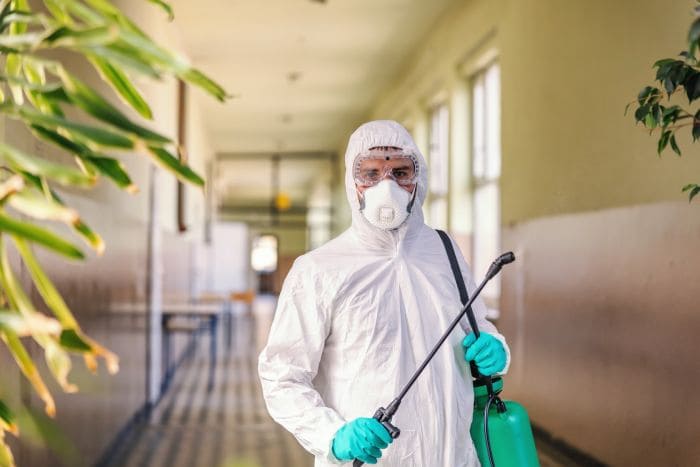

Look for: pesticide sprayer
[353,245,539,467]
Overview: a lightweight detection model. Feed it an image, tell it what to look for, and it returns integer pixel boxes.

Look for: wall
[348,0,700,465]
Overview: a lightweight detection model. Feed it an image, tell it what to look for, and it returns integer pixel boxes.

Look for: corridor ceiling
[169,0,458,214]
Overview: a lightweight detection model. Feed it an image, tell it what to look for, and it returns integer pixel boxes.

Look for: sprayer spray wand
[352,252,516,467]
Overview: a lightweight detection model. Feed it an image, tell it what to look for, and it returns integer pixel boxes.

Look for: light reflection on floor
[103,296,312,467]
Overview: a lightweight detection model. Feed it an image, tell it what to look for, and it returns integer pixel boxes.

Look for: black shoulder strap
[436,229,469,305]
[436,229,483,379]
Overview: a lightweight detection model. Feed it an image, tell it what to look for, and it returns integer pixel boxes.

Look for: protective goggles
[352,148,419,188]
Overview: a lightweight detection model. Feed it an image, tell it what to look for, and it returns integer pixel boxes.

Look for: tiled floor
[103,299,313,467]
[103,297,593,467]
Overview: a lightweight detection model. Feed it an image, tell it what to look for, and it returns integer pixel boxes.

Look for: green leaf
[682,183,700,202]
[43,0,72,23]
[694,110,700,141]
[147,146,204,187]
[670,134,682,156]
[637,85,658,105]
[72,219,104,255]
[0,2,13,33]
[9,105,135,149]
[8,189,79,224]
[81,45,162,78]
[8,0,29,35]
[41,25,118,49]
[85,156,136,192]
[58,328,119,374]
[13,237,80,328]
[0,399,16,433]
[115,28,227,101]
[635,104,650,123]
[44,338,78,393]
[0,432,15,467]
[0,236,79,395]
[653,58,676,69]
[663,76,676,94]
[0,142,95,188]
[88,56,152,119]
[58,329,92,352]
[22,58,45,86]
[1,331,56,417]
[657,130,671,154]
[689,17,700,44]
[180,67,227,103]
[0,11,40,34]
[0,212,84,260]
[54,68,170,144]
[661,106,680,126]
[28,125,137,193]
[5,53,23,104]
[0,73,62,93]
[146,0,173,20]
[685,71,700,102]
[644,112,656,128]
[655,60,676,81]
[10,169,105,256]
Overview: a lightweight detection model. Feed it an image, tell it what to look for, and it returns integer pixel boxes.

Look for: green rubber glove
[331,417,393,464]
[462,332,507,376]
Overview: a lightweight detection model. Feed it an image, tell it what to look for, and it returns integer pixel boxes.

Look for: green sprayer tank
[470,377,540,467]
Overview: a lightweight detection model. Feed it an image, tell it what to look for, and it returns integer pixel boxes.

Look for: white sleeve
[450,237,511,375]
[258,258,346,462]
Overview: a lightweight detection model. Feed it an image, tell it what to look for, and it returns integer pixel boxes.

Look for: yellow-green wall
[500,0,698,224]
[346,0,699,228]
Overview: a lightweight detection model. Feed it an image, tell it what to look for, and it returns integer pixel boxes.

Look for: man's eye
[393,170,408,177]
[363,170,380,179]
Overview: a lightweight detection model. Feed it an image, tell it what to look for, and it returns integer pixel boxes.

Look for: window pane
[429,197,448,230]
[430,104,449,196]
[473,182,500,306]
[485,64,501,179]
[472,75,485,179]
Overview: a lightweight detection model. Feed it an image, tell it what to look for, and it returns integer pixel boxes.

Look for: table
[110,302,223,393]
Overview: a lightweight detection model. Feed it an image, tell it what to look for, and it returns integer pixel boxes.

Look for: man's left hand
[462,332,506,376]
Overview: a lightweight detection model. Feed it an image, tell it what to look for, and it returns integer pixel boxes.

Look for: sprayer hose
[483,394,497,467]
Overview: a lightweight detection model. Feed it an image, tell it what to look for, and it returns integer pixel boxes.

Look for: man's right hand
[331,417,393,464]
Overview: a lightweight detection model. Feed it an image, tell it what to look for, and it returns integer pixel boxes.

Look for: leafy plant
[0,0,227,464]
[627,1,700,202]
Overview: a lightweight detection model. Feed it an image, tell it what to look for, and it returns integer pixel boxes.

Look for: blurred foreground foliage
[0,0,227,464]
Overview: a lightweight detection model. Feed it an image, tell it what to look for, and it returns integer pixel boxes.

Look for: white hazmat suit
[258,120,510,466]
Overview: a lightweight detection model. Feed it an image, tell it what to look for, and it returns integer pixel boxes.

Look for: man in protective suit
[258,120,510,466]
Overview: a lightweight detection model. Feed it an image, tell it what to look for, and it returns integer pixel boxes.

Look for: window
[251,234,278,273]
[471,62,501,318]
[428,103,449,229]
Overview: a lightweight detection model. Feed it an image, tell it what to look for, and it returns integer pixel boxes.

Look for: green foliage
[627,1,700,202]
[0,0,228,464]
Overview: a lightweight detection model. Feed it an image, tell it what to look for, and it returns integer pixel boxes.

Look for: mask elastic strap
[357,188,365,211]
[406,186,417,213]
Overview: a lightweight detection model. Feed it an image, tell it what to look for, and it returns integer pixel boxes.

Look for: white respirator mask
[359,179,414,230]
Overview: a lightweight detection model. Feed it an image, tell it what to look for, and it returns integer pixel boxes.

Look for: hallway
[97,298,594,467]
